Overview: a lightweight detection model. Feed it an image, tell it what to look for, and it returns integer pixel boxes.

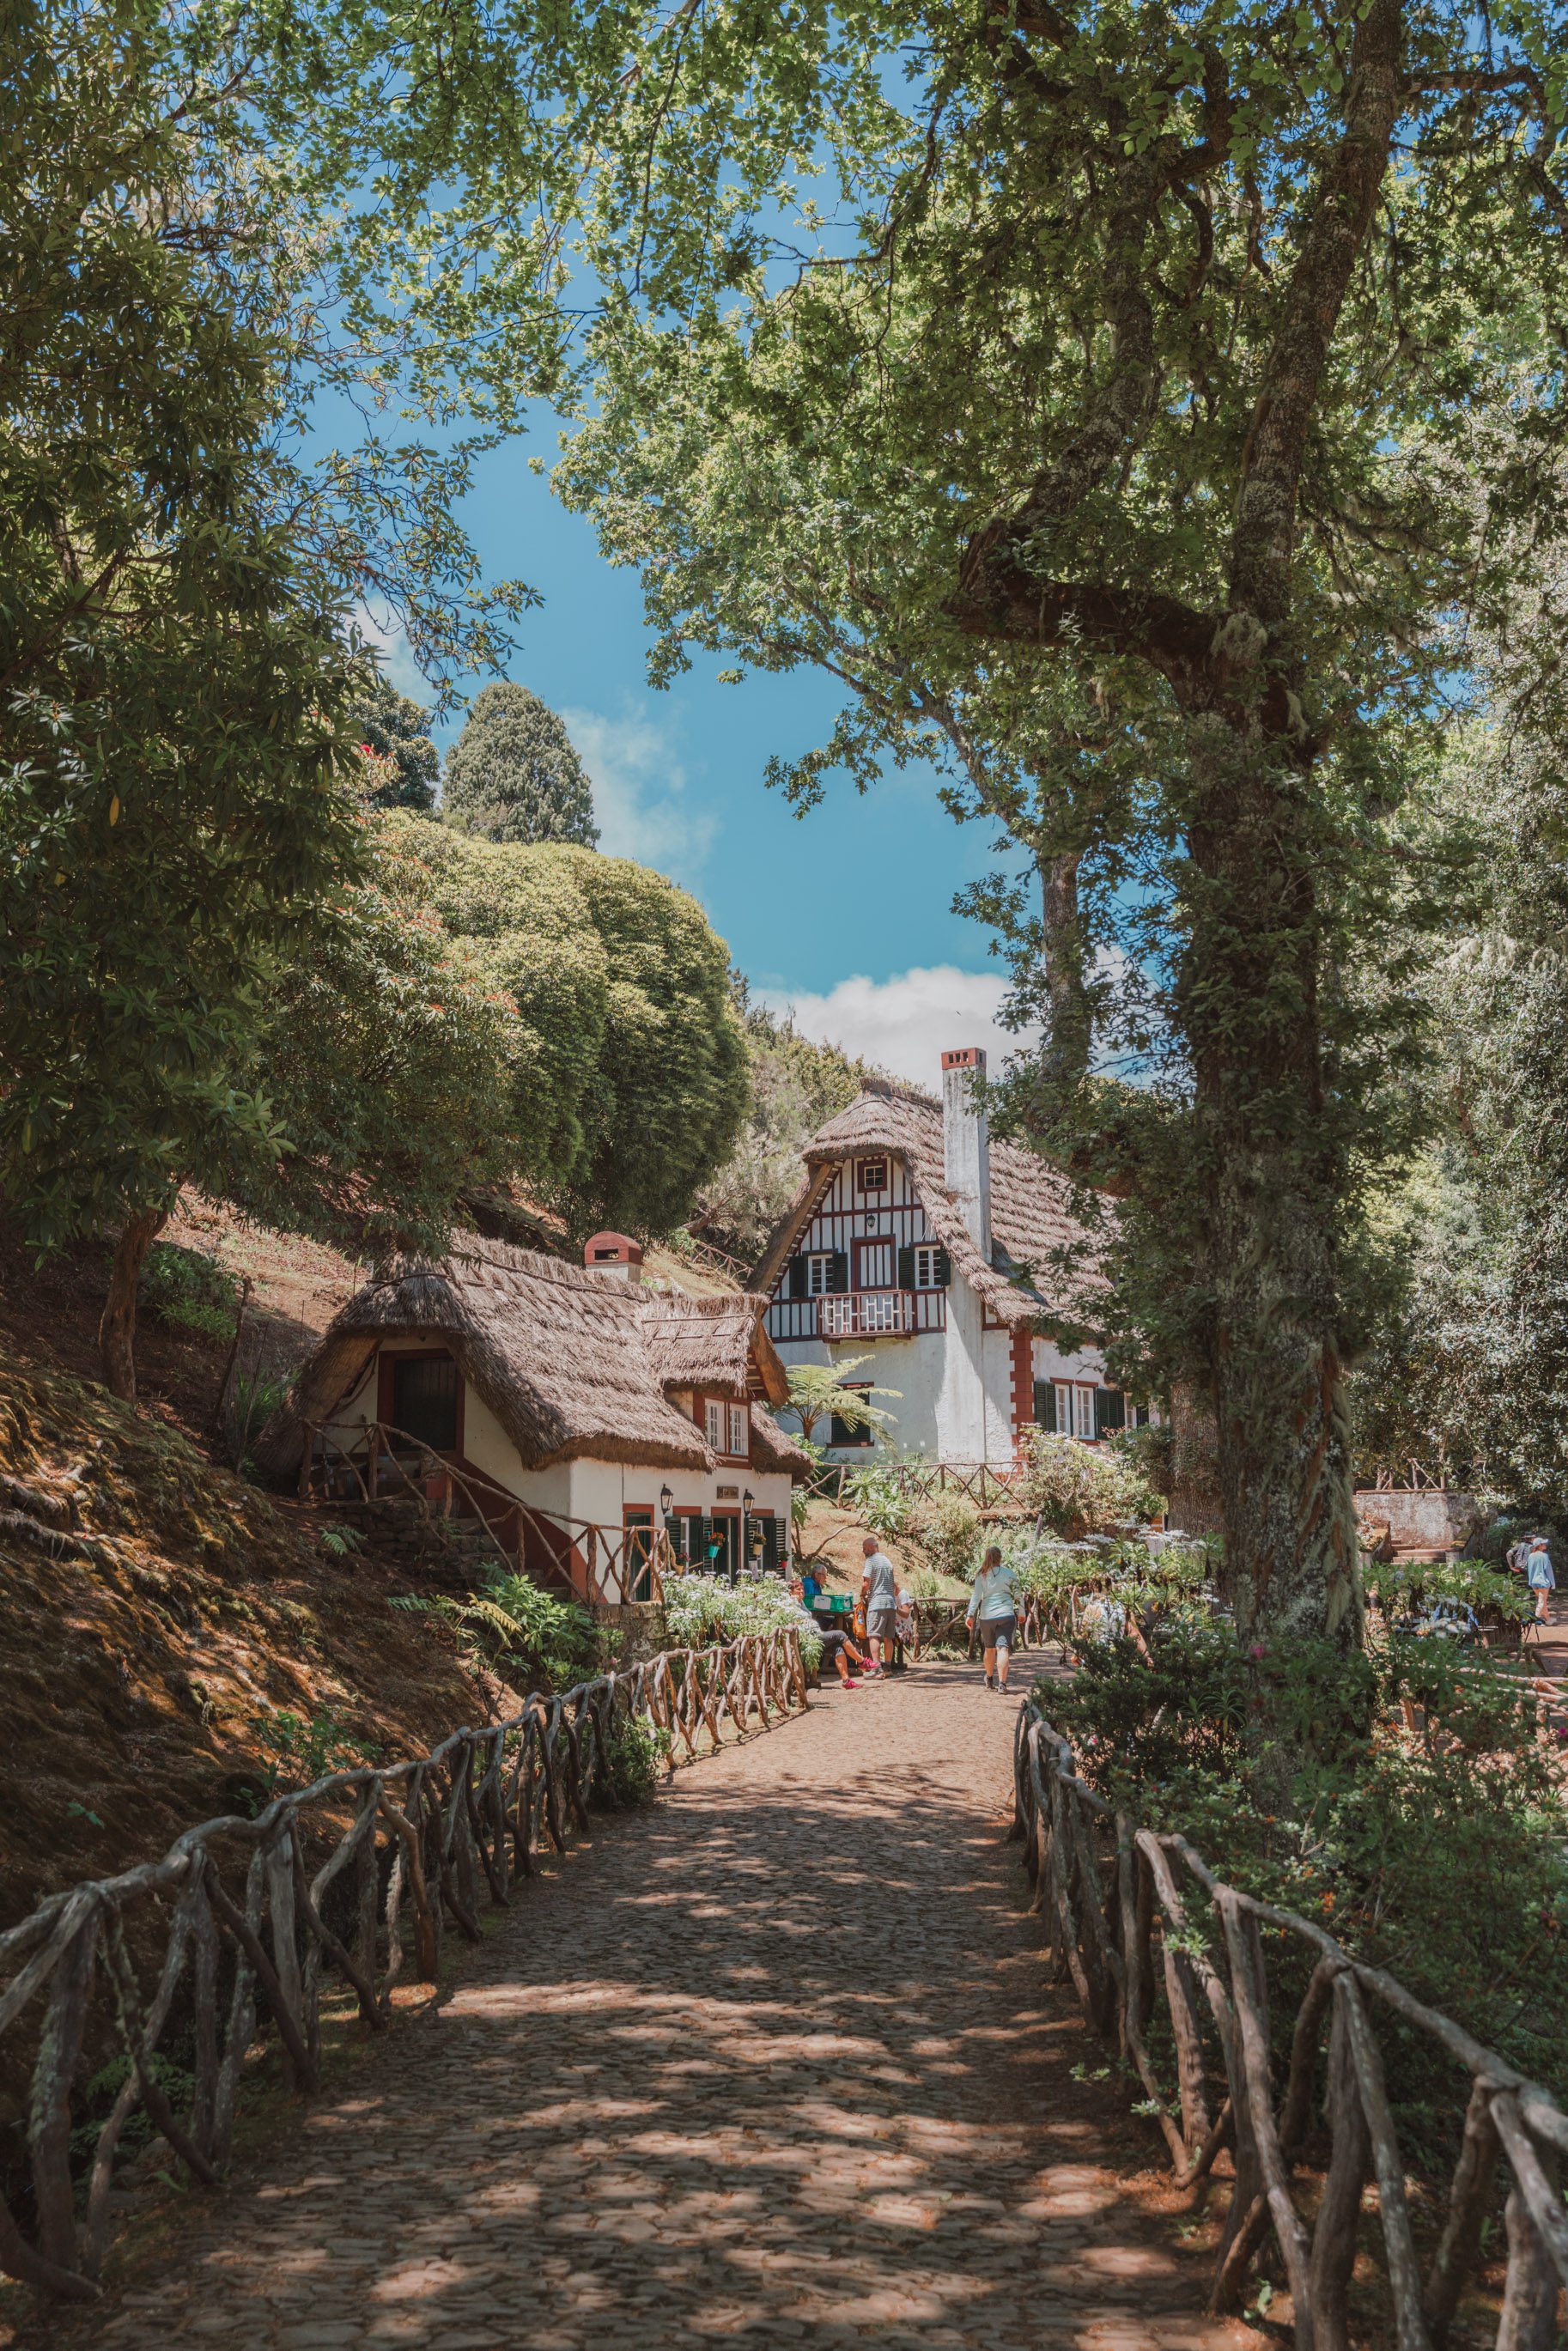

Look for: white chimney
[941,1048,991,1261]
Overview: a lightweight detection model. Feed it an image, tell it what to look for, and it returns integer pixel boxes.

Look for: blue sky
[368,430,1037,1085]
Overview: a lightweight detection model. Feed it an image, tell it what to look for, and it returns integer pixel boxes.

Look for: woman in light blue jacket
[966,1545,1019,1693]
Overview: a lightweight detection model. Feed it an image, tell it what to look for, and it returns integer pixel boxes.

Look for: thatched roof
[749,1405,815,1478]
[639,1291,788,1405]
[252,1231,790,1484]
[751,1076,1097,1330]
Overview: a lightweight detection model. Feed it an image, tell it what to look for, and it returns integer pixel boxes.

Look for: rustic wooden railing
[1014,1699,1568,2350]
[0,1628,806,2301]
[302,1419,671,1606]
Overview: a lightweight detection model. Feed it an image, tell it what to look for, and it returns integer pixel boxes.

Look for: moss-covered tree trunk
[1182,720,1362,1645]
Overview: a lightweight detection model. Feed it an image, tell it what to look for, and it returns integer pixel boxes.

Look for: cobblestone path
[55,1663,1256,2351]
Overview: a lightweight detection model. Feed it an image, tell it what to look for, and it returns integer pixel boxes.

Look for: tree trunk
[99,1206,170,1402]
[1182,717,1362,1649]
[1038,847,1091,1085]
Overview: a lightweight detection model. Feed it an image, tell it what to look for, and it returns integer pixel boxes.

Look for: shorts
[979,1614,1017,1652]
[866,1604,897,1641]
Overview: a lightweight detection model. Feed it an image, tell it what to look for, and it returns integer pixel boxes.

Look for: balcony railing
[818,1289,917,1339]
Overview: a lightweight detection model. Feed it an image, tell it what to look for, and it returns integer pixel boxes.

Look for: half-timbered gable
[753,1048,1151,1467]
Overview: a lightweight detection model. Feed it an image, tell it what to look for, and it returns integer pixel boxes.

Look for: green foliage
[248,1707,368,1807]
[139,1245,241,1343]
[443,682,599,847]
[1362,1556,1534,1627]
[1013,1431,1163,1537]
[1048,1630,1568,2111]
[783,1357,901,1449]
[661,1570,822,1674]
[385,818,749,1235]
[600,1713,672,1807]
[396,1567,601,1692]
[841,1458,918,1543]
[71,2051,195,2162]
[915,1491,984,1586]
[240,810,524,1254]
[229,1371,290,1470]
[0,0,532,1392]
[694,988,876,1261]
[354,676,441,813]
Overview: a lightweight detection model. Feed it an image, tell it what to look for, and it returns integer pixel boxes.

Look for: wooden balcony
[818,1289,917,1340]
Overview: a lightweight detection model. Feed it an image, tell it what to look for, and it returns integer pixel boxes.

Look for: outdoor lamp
[743,1489,754,1513]
[659,1484,674,1518]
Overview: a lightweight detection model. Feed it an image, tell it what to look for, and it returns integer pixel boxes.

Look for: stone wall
[1352,1487,1483,1554]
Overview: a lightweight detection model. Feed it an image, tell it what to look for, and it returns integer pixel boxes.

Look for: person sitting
[800,1563,824,1612]
[816,1623,869,1688]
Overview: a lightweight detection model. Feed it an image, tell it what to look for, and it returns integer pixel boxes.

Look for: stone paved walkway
[51,1663,1257,2351]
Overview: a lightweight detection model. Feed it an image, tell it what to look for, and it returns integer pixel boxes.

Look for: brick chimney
[583,1231,643,1284]
[941,1048,991,1259]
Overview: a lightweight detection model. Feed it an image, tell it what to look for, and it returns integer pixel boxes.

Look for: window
[1073,1385,1097,1441]
[703,1399,725,1452]
[1094,1388,1127,1437]
[830,1383,873,1448]
[727,1404,749,1458]
[854,1237,896,1291]
[390,1354,458,1451]
[1053,1382,1074,1438]
[806,1253,838,1296]
[912,1244,945,1291]
[857,1157,888,1193]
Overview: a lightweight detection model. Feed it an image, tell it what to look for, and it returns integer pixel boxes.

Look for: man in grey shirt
[860,1535,897,1677]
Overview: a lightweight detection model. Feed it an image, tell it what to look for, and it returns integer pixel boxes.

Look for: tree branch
[1225,0,1403,640]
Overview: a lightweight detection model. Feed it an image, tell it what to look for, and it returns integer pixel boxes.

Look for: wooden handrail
[305,1423,668,1606]
[0,1628,809,2298]
[1012,1698,1568,2343]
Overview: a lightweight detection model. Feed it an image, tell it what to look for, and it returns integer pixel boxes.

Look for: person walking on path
[859,1535,897,1676]
[1528,1535,1557,1624]
[967,1543,1020,1693]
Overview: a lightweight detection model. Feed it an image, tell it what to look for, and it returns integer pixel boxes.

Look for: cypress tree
[443,682,599,847]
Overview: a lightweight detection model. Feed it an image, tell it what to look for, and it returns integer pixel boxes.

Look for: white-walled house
[754,1047,1152,1468]
[256,1230,811,1600]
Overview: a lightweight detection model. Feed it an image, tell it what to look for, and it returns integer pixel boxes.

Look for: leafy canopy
[382,818,751,1235]
[353,677,441,813]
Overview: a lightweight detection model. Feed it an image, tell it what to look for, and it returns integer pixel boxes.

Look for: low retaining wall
[1352,1487,1483,1554]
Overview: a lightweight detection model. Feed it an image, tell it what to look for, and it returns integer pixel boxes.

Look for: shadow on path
[50,1663,1258,2351]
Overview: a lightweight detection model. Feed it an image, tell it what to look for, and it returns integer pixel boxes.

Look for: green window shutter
[787,1255,807,1299]
[896,1243,915,1290]
[1034,1380,1055,1432]
[697,1516,714,1568]
[933,1247,951,1287]
[830,1249,849,1292]
[1094,1388,1127,1436]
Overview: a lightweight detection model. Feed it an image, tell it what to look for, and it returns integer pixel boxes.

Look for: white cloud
[757,965,1039,1089]
[562,706,718,880]
[354,605,432,706]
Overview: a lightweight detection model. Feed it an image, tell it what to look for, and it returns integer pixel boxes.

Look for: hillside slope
[0,1344,496,1932]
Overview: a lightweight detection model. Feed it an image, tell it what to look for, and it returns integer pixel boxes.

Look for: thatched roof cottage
[256,1230,811,1599]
